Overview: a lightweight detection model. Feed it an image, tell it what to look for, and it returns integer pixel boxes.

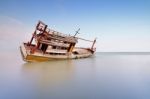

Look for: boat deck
[24,43,91,55]
[20,43,93,62]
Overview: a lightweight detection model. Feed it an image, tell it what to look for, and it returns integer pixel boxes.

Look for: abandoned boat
[20,21,96,62]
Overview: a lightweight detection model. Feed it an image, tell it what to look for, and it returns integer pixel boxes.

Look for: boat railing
[39,39,70,48]
[37,21,71,38]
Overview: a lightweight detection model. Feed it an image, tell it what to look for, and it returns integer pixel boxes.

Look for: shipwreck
[20,21,96,62]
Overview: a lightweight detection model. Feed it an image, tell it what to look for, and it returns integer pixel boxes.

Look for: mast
[67,28,80,53]
[91,38,96,50]
[74,28,80,37]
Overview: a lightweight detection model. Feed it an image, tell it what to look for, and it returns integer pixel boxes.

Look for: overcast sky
[0,0,150,52]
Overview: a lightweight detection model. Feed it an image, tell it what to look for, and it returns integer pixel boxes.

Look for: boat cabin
[28,21,78,55]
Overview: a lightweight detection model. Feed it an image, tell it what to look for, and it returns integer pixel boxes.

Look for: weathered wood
[39,39,70,48]
[20,21,96,62]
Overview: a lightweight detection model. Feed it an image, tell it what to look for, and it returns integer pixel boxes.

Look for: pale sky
[0,0,150,52]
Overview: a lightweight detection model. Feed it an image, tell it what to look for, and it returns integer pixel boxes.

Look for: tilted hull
[20,43,94,62]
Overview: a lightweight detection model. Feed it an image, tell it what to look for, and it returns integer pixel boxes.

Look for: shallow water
[0,52,150,99]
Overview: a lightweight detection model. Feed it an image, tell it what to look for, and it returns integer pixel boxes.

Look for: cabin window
[61,47,67,50]
[48,53,66,55]
[64,41,67,44]
[61,47,64,50]
[73,51,79,55]
[57,46,62,49]
[52,46,56,49]
[41,44,48,52]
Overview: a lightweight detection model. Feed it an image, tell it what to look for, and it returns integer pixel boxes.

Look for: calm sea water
[0,52,150,99]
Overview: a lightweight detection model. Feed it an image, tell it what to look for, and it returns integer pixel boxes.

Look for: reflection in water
[22,60,74,85]
[22,60,74,97]
[21,57,97,99]
[1,53,150,99]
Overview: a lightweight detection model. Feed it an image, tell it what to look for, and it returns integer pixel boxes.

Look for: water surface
[0,52,150,99]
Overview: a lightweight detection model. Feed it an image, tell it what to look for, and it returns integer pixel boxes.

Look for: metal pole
[91,38,96,50]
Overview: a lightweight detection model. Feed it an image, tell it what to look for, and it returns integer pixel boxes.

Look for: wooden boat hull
[20,43,94,62]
